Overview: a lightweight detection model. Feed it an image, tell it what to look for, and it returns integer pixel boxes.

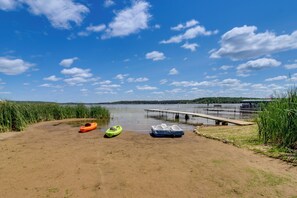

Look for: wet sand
[0,119,297,197]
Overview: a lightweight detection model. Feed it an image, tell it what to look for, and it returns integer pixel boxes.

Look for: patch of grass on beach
[195,125,297,165]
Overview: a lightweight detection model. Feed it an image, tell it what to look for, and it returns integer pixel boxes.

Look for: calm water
[97,104,257,133]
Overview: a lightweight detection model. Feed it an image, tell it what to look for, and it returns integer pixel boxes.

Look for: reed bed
[0,102,110,132]
[257,88,297,149]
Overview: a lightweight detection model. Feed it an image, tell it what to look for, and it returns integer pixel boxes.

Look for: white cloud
[160,79,168,84]
[98,80,112,85]
[0,0,19,10]
[171,19,199,31]
[169,68,178,75]
[136,85,157,90]
[99,84,121,88]
[0,57,34,75]
[205,75,217,79]
[171,81,207,87]
[22,0,89,29]
[219,65,233,70]
[64,77,88,86]
[170,78,250,88]
[115,74,129,80]
[125,89,133,93]
[39,83,62,88]
[127,77,149,83]
[96,84,121,93]
[210,25,297,60]
[154,24,160,29]
[61,67,92,78]
[181,42,199,51]
[265,75,287,82]
[78,24,106,37]
[86,24,105,32]
[161,24,217,44]
[284,63,297,69]
[145,51,165,61]
[80,88,88,92]
[59,57,78,67]
[104,0,115,8]
[237,58,281,76]
[43,75,61,81]
[166,88,183,94]
[102,0,151,38]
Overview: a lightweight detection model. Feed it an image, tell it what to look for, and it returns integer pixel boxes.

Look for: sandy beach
[1,119,297,198]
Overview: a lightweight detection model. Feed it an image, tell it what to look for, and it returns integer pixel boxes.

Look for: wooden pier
[144,109,254,126]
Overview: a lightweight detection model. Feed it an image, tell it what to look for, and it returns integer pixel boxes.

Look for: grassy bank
[195,125,297,165]
[0,101,110,132]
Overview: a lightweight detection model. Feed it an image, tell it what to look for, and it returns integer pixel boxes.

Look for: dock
[144,109,254,126]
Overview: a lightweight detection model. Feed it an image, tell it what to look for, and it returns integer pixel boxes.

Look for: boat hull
[79,122,97,133]
[105,125,122,137]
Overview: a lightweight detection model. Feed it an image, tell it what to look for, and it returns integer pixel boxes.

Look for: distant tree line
[105,97,264,104]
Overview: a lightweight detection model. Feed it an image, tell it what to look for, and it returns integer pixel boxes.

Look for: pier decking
[145,109,254,126]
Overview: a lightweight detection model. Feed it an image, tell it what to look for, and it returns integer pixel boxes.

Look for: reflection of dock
[144,109,254,126]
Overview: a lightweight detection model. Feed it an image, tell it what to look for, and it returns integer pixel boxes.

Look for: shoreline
[1,119,297,197]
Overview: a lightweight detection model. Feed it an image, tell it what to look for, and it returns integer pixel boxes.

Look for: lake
[97,104,257,133]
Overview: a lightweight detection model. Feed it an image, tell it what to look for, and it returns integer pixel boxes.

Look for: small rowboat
[79,122,97,133]
[105,125,122,137]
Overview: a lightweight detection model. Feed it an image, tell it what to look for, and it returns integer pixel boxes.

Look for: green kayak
[105,125,122,137]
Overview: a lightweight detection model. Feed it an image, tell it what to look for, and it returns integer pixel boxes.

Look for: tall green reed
[257,88,297,149]
[0,102,110,132]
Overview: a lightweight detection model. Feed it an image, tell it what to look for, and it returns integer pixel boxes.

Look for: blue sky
[0,0,297,102]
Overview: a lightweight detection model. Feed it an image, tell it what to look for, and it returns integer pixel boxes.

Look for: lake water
[97,104,257,133]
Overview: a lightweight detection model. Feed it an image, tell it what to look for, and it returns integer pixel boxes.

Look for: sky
[0,0,297,103]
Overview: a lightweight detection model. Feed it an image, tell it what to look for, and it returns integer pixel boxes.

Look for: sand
[0,119,297,198]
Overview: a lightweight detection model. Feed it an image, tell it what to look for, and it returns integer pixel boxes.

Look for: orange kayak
[79,122,97,133]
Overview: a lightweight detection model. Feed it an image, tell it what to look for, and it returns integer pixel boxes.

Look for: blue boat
[151,123,184,137]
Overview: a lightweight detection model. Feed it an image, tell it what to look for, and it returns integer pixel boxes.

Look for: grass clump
[257,88,297,149]
[0,101,110,132]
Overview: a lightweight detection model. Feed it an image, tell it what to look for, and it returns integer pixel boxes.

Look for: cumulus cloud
[219,65,233,70]
[169,68,178,75]
[43,75,61,81]
[64,77,88,86]
[125,90,133,93]
[3,0,89,29]
[161,24,217,44]
[237,58,281,76]
[170,78,250,89]
[181,42,199,51]
[104,0,115,7]
[265,75,287,82]
[0,57,34,75]
[284,63,297,69]
[102,0,151,38]
[59,57,78,67]
[136,85,157,90]
[0,0,19,10]
[115,74,129,80]
[210,25,297,60]
[171,19,199,31]
[127,77,149,83]
[61,67,92,78]
[145,51,165,61]
[78,24,106,37]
